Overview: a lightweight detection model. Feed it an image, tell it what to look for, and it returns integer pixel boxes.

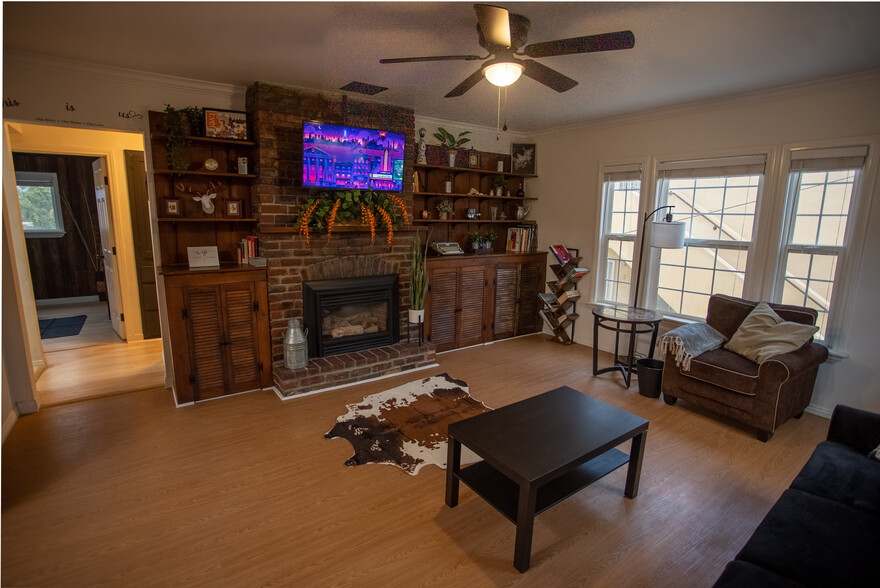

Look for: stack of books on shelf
[506,224,537,253]
[238,235,265,266]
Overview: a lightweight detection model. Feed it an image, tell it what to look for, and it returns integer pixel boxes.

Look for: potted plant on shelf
[409,232,429,324]
[493,174,507,197]
[433,127,472,168]
[163,104,204,171]
[436,199,453,220]
[465,229,482,251]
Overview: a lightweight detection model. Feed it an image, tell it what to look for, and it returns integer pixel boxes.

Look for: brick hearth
[246,81,435,397]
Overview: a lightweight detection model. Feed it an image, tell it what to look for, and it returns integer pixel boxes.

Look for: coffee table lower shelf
[456,448,630,523]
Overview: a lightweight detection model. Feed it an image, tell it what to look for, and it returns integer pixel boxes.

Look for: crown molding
[4,50,246,102]
[533,68,880,138]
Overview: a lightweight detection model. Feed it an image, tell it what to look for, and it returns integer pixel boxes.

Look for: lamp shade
[483,62,524,87]
[650,220,686,249]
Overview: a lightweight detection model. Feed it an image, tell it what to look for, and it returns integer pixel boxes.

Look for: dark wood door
[221,282,262,394]
[184,286,226,401]
[457,265,487,348]
[516,260,543,336]
[125,150,161,339]
[427,265,458,351]
[494,263,519,339]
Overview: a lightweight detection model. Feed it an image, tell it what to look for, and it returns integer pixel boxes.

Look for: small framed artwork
[511,143,537,175]
[225,199,242,218]
[468,150,480,168]
[204,108,248,140]
[164,198,181,216]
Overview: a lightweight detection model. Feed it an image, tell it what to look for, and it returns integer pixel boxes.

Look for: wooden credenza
[161,265,272,404]
[425,252,547,352]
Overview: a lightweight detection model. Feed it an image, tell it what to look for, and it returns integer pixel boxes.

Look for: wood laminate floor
[2,335,828,587]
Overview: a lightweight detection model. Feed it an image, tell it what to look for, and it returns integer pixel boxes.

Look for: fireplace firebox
[302,274,399,357]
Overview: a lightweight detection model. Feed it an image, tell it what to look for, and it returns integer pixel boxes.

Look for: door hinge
[104,175,109,185]
[182,307,188,320]
[120,313,124,322]
[253,300,259,312]
[189,374,196,385]
[258,361,264,372]
[112,246,117,255]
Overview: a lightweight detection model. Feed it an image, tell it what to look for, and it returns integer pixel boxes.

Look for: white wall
[2,52,243,426]
[529,71,880,415]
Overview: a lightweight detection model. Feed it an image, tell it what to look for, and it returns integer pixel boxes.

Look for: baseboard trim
[2,410,19,443]
[275,362,441,401]
[35,296,100,307]
[805,404,834,419]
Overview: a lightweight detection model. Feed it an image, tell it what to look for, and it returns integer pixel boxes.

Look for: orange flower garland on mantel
[298,200,320,245]
[326,199,341,239]
[294,188,409,246]
[360,203,377,244]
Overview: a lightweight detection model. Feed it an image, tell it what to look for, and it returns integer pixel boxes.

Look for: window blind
[603,163,642,182]
[657,155,766,179]
[790,145,868,172]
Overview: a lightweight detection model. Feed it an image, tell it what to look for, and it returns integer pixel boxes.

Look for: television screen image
[303,123,405,191]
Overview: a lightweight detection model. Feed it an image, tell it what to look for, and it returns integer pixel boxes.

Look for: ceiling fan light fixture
[482,61,523,87]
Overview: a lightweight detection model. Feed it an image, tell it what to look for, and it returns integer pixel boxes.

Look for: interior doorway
[5,122,165,405]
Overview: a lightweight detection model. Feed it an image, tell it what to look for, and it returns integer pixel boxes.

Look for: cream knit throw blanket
[658,323,727,372]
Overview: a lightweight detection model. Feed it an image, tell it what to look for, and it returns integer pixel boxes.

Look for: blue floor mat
[38,315,87,339]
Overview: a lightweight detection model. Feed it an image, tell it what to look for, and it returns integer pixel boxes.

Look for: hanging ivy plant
[163,104,204,171]
[295,189,409,246]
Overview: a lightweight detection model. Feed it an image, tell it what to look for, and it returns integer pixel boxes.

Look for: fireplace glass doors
[302,274,399,357]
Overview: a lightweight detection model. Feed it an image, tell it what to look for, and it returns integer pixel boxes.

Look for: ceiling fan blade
[523,30,635,58]
[474,4,511,48]
[445,68,485,98]
[522,60,578,93]
[380,55,483,64]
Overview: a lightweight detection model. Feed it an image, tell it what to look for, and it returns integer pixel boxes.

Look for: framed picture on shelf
[164,198,181,216]
[511,143,537,175]
[468,150,480,168]
[204,108,248,140]
[225,199,242,218]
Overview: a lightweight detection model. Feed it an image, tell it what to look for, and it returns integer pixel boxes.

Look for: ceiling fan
[379,4,635,97]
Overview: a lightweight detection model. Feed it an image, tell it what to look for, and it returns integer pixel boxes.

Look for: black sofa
[713,404,880,587]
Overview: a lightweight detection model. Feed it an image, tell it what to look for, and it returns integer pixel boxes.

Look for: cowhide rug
[325,373,491,475]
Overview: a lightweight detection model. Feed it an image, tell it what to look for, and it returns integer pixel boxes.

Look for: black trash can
[636,358,664,398]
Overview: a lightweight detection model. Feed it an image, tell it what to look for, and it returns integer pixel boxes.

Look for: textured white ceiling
[4,2,880,132]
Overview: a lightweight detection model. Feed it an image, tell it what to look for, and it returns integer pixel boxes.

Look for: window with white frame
[598,164,642,305]
[653,155,766,318]
[774,146,867,341]
[15,171,65,238]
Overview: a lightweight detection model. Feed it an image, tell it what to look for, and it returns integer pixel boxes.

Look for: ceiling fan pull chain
[496,85,502,140]
[503,86,509,132]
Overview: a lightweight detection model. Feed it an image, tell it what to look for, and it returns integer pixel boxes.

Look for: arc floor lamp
[632,205,686,309]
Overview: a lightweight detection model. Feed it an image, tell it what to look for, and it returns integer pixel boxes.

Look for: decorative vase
[497,160,504,172]
[448,151,456,167]
[444,180,453,193]
[283,319,308,369]
[439,211,448,220]
[408,309,425,324]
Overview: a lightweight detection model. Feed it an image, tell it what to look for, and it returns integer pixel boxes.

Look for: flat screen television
[303,123,405,191]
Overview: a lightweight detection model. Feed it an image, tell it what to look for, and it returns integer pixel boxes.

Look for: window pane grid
[600,178,641,304]
[658,245,747,317]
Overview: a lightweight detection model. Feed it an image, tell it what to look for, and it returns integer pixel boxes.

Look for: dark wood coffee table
[445,386,649,572]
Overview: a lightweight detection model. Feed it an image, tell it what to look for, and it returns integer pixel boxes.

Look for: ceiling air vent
[340,81,388,96]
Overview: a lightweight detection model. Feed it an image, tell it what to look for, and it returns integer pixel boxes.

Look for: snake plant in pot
[409,231,429,324]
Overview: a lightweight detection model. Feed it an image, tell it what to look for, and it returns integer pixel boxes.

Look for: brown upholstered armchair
[661,294,829,441]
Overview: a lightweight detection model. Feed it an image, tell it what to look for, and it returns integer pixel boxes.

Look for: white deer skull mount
[175,181,222,215]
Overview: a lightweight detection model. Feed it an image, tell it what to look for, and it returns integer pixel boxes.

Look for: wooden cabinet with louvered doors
[425,262,489,352]
[425,252,546,352]
[162,266,271,404]
[493,258,545,340]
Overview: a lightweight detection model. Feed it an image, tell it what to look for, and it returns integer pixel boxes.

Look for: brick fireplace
[246,82,436,397]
